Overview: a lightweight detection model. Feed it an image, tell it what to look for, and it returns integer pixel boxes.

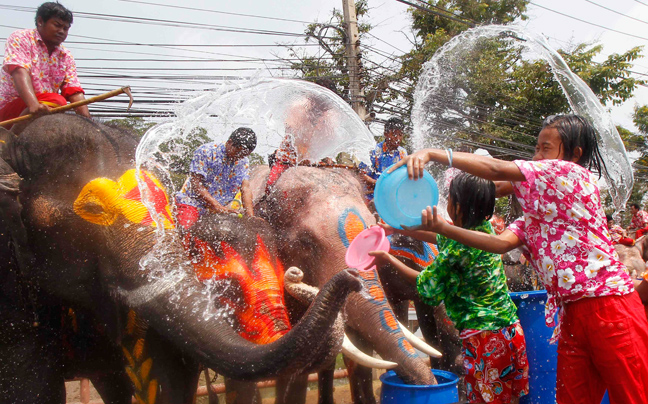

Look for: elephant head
[6,114,363,383]
[255,166,439,385]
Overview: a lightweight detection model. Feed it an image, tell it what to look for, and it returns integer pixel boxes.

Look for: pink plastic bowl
[345,226,391,271]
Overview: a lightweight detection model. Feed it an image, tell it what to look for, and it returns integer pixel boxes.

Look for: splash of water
[132,77,376,317]
[412,25,633,211]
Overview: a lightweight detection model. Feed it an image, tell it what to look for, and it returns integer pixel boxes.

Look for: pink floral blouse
[508,159,633,342]
[0,29,83,110]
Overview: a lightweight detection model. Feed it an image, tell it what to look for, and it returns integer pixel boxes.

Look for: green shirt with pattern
[416,220,518,332]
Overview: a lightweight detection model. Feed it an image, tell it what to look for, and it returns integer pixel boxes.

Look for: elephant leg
[0,307,65,404]
[274,373,308,404]
[121,313,199,404]
[223,378,261,404]
[342,329,377,404]
[412,300,440,367]
[317,364,335,404]
[90,371,133,404]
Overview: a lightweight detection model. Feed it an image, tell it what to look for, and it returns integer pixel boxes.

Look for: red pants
[557,293,648,404]
[175,203,200,229]
[636,227,648,239]
[0,92,66,123]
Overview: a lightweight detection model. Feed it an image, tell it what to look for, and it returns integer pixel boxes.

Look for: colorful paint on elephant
[74,169,174,229]
[359,267,417,358]
[191,235,291,344]
[123,310,158,404]
[389,239,438,269]
[337,207,367,248]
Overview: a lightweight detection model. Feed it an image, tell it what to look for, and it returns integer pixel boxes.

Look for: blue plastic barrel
[511,290,610,404]
[380,369,459,404]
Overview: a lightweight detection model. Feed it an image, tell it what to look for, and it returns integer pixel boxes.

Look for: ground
[65,373,385,404]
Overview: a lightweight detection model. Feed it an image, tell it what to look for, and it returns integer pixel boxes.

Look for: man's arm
[240,179,254,217]
[190,173,236,215]
[67,92,90,118]
[10,67,50,116]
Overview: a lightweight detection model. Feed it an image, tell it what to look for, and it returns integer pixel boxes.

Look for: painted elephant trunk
[123,267,362,380]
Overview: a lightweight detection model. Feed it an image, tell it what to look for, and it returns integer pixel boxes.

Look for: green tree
[103,116,156,140]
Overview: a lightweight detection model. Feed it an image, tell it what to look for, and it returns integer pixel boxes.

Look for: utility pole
[342,0,367,120]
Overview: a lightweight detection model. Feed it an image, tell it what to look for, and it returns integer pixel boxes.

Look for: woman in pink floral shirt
[389,115,648,404]
[0,2,89,126]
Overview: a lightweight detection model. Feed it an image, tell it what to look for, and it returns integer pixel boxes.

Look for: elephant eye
[83,202,105,215]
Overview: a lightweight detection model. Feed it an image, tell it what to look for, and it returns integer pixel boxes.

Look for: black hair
[542,114,608,177]
[631,203,641,210]
[36,2,73,25]
[606,214,613,222]
[448,172,496,230]
[228,127,256,152]
[384,117,405,135]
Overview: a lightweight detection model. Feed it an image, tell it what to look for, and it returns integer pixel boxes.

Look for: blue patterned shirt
[174,142,249,213]
[359,141,407,200]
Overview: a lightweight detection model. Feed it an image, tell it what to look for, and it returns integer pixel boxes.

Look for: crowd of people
[4,2,648,404]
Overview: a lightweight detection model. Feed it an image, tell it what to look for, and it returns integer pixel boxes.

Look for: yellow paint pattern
[74,169,174,229]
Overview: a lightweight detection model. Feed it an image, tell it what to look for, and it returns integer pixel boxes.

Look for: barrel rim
[379,369,459,389]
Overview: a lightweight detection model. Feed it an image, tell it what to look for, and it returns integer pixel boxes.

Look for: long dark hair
[448,172,496,229]
[542,114,608,177]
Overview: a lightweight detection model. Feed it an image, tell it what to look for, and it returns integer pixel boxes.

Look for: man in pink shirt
[0,2,90,126]
[629,203,648,239]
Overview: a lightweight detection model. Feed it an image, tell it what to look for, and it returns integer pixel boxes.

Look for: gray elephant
[252,165,442,403]
[0,115,364,404]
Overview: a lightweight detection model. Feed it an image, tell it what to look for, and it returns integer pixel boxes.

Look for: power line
[584,0,648,27]
[529,2,648,42]
[114,0,311,24]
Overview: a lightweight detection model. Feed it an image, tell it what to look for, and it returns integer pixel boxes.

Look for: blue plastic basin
[374,165,439,229]
[380,369,459,404]
[511,290,610,404]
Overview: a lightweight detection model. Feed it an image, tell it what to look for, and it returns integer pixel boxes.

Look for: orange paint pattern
[368,284,385,303]
[358,269,376,281]
[402,339,416,354]
[191,235,290,344]
[344,214,366,244]
[382,310,399,331]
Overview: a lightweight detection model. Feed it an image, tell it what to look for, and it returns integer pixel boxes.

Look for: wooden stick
[0,86,133,127]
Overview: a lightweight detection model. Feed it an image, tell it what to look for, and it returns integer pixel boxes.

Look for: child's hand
[374,222,395,236]
[368,250,392,265]
[421,206,448,232]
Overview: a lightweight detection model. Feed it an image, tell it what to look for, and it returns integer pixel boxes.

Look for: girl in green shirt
[371,172,528,404]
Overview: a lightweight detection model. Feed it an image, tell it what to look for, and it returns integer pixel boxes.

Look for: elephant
[614,236,648,278]
[0,114,365,404]
[252,165,442,403]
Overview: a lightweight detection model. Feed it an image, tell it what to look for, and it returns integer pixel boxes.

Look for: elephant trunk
[122,267,362,380]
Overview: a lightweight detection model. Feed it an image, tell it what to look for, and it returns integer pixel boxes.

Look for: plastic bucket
[374,165,439,229]
[345,226,390,270]
[380,369,459,404]
[511,290,610,404]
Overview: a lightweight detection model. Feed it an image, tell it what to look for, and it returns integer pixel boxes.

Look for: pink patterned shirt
[630,210,648,230]
[0,29,83,110]
[508,159,633,342]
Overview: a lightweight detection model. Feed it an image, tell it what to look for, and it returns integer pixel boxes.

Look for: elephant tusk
[396,321,442,358]
[342,334,398,370]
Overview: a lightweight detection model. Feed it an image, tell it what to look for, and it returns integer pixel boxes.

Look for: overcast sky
[2,0,648,130]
